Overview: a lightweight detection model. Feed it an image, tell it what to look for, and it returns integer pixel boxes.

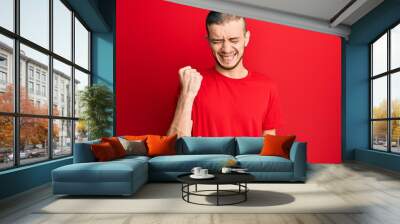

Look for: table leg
[217,184,219,206]
[245,183,247,201]
[187,184,190,202]
[195,184,197,192]
[181,184,183,199]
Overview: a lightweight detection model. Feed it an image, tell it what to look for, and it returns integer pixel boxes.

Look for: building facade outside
[0,40,87,169]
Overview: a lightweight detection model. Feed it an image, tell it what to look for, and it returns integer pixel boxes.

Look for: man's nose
[221,41,233,52]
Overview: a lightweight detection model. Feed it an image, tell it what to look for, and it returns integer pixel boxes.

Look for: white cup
[200,169,208,176]
[221,167,232,174]
[191,167,202,176]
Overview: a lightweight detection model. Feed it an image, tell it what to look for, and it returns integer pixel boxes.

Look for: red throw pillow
[101,137,127,158]
[260,134,296,159]
[124,135,148,141]
[91,142,117,161]
[146,135,177,157]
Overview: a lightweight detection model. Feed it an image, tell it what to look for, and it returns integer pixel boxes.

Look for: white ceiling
[225,0,353,22]
[167,0,384,38]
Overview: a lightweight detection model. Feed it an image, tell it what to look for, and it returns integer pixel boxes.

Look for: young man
[167,11,281,137]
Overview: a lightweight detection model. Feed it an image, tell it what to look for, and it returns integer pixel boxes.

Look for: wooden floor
[1,162,400,224]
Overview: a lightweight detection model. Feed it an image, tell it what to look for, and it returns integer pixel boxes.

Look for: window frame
[370,21,400,154]
[0,0,92,171]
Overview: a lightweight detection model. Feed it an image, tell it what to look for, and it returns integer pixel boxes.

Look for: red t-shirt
[192,68,282,137]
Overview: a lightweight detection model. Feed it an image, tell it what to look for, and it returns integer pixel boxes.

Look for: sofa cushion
[118,137,147,156]
[115,155,150,163]
[177,137,236,155]
[146,135,177,157]
[148,154,235,172]
[73,140,100,163]
[236,155,293,172]
[235,137,263,155]
[53,159,147,183]
[91,142,118,161]
[124,135,148,141]
[260,135,296,159]
[101,137,127,158]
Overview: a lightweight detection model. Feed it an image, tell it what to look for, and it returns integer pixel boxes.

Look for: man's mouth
[219,53,237,64]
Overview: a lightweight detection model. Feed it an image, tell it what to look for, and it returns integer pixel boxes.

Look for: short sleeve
[262,84,282,130]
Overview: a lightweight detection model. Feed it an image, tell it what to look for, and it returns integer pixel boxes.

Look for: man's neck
[215,63,248,79]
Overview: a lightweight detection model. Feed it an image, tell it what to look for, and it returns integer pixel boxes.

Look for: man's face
[207,19,250,70]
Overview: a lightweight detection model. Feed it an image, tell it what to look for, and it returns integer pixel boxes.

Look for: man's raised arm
[262,129,276,136]
[167,66,202,137]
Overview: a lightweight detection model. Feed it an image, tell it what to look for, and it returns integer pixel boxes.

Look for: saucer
[232,170,249,174]
[190,174,215,179]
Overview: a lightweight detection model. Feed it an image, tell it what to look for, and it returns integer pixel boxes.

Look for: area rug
[37,183,361,214]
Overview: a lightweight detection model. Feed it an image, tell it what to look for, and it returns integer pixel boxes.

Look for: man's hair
[205,11,247,35]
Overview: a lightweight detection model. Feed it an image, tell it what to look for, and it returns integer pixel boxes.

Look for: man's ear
[244,30,250,47]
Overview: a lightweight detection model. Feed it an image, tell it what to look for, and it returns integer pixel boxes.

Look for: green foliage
[79,84,114,140]
[372,99,400,141]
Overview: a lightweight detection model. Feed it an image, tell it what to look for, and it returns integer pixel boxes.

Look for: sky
[392,24,400,69]
[0,0,89,71]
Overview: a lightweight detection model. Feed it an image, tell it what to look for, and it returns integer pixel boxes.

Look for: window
[0,35,13,112]
[20,117,49,165]
[0,116,13,170]
[0,0,14,32]
[0,71,6,85]
[0,54,7,88]
[53,0,72,60]
[35,70,40,81]
[74,69,89,118]
[35,83,40,95]
[0,54,8,89]
[20,46,49,116]
[0,0,91,170]
[371,23,400,154]
[42,85,46,97]
[391,23,400,69]
[75,17,89,70]
[28,81,34,94]
[54,89,58,106]
[53,59,71,117]
[53,119,72,158]
[28,67,34,80]
[0,55,6,67]
[20,0,49,49]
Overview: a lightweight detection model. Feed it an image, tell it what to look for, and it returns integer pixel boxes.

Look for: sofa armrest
[289,142,307,181]
[73,140,100,163]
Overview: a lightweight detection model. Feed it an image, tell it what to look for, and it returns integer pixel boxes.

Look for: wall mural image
[116,0,342,163]
[167,12,282,138]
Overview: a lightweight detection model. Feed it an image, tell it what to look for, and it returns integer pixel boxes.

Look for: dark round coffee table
[177,173,255,206]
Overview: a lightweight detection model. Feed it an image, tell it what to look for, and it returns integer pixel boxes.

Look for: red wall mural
[116,0,342,163]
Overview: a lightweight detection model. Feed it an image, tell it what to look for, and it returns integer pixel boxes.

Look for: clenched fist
[179,66,203,98]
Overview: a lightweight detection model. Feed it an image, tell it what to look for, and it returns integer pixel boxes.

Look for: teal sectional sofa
[52,137,307,196]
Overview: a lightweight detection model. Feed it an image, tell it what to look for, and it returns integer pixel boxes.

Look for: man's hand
[263,129,276,136]
[179,66,203,98]
[167,66,202,137]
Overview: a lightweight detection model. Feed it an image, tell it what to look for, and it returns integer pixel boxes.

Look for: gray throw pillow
[118,137,147,156]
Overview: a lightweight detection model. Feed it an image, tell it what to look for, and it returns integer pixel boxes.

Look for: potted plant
[79,84,114,140]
